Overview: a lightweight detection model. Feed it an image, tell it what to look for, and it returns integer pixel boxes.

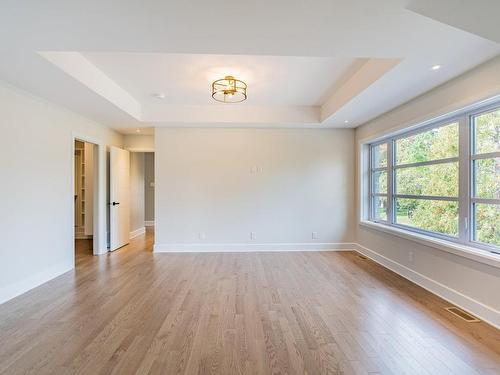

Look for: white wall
[154,128,355,251]
[124,134,154,152]
[0,82,123,304]
[129,152,145,235]
[356,55,500,141]
[355,55,500,328]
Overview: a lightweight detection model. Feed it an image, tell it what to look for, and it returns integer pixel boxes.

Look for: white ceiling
[82,53,358,107]
[0,0,499,134]
[407,0,500,44]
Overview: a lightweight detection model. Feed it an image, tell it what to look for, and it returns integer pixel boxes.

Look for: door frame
[71,132,108,260]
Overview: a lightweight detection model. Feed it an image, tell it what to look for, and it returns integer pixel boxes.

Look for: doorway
[144,152,155,234]
[129,152,155,246]
[74,139,97,260]
[72,133,108,263]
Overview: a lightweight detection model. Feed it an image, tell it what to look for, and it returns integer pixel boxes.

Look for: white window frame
[369,141,390,223]
[366,102,500,255]
[469,105,500,251]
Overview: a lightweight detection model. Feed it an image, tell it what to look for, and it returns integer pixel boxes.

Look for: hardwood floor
[75,238,93,259]
[1,229,499,374]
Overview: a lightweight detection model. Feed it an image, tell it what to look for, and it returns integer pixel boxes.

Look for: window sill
[359,220,500,269]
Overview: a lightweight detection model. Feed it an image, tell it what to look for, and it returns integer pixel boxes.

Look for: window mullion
[471,197,500,205]
[387,140,395,224]
[458,114,470,244]
[471,151,500,160]
[394,156,459,169]
[394,194,458,202]
[368,146,373,221]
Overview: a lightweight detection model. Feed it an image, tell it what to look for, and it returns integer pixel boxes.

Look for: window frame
[469,105,500,251]
[369,141,390,223]
[367,102,500,254]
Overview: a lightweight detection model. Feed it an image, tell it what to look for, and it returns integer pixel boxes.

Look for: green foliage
[373,143,387,168]
[396,122,458,165]
[396,199,458,236]
[474,111,499,202]
[396,163,458,197]
[374,197,387,221]
[374,171,387,193]
[395,122,460,236]
[389,113,499,246]
[475,204,500,246]
[475,158,499,199]
[475,110,500,154]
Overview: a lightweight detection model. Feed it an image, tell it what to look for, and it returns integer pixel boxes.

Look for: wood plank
[0,229,499,374]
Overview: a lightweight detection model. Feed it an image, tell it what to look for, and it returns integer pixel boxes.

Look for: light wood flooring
[0,229,499,374]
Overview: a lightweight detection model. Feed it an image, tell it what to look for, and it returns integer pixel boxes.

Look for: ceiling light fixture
[344,120,349,124]
[152,93,166,99]
[212,76,247,103]
[431,64,441,71]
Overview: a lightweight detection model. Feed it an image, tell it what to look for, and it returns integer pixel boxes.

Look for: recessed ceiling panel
[82,53,357,107]
[1,0,499,131]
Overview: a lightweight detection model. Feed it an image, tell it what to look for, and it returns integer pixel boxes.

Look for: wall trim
[353,243,500,330]
[0,260,73,305]
[144,220,155,227]
[130,227,146,239]
[359,221,500,269]
[153,242,358,253]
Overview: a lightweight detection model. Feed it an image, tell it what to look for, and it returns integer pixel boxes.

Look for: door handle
[112,201,120,206]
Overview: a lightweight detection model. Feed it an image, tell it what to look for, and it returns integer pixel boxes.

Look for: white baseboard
[144,221,155,227]
[0,260,73,305]
[130,227,146,239]
[153,242,358,253]
[353,243,500,330]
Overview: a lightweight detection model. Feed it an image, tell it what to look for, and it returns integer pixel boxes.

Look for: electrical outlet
[250,232,256,240]
[312,231,319,240]
[250,166,263,174]
[198,232,206,240]
[408,251,414,263]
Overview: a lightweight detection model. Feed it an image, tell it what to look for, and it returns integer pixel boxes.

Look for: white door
[110,146,130,251]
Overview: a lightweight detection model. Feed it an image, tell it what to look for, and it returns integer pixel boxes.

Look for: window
[471,109,500,247]
[371,143,388,221]
[394,122,459,237]
[368,103,500,253]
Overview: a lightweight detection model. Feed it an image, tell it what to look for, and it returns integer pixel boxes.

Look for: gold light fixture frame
[212,75,247,103]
